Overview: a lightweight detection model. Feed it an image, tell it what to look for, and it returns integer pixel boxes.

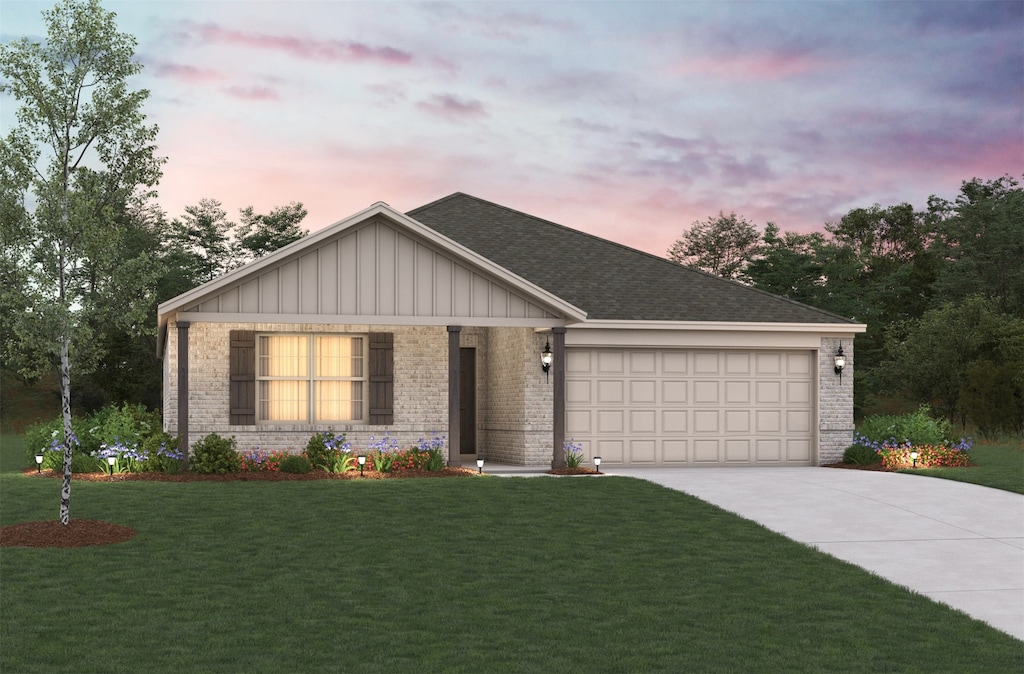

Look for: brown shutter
[230,330,256,425]
[368,332,394,424]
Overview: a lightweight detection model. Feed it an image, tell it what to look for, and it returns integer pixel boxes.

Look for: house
[157,193,866,468]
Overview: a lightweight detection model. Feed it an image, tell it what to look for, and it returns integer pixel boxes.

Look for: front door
[459,348,476,455]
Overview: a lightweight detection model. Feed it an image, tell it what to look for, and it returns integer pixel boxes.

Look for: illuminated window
[257,334,365,422]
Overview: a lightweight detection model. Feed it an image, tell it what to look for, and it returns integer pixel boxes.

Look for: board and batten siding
[183,217,560,322]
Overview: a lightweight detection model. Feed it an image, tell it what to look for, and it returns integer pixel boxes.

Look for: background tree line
[668,175,1024,435]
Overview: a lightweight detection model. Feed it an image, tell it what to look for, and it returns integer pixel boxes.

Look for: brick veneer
[818,336,856,464]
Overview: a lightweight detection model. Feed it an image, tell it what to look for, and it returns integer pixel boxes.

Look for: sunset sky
[2,0,1021,256]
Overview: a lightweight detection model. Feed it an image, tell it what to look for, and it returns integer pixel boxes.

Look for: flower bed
[879,443,973,470]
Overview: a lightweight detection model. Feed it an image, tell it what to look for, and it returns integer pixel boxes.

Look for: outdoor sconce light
[34,452,43,473]
[476,458,484,474]
[357,454,366,476]
[541,340,553,381]
[593,456,602,474]
[106,455,117,476]
[834,345,846,383]
[910,450,919,469]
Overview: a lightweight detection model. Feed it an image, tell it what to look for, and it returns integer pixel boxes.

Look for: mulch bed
[5,465,598,548]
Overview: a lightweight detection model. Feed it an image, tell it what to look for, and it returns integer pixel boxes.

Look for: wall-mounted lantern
[541,340,553,381]
[834,345,846,383]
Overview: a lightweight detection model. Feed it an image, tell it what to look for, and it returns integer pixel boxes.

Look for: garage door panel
[725,381,750,404]
[726,439,751,462]
[756,439,782,462]
[567,380,591,404]
[630,380,656,404]
[630,439,657,463]
[694,409,719,433]
[662,439,689,463]
[566,347,815,467]
[663,409,687,433]
[597,409,623,433]
[694,381,719,403]
[694,439,721,463]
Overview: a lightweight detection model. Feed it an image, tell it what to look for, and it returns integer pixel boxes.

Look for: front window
[257,334,365,423]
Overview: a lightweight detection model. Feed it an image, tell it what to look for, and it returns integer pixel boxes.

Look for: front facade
[158,194,864,467]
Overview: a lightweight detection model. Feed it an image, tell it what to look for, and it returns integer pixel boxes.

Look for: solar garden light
[833,345,846,383]
[476,458,484,474]
[106,454,117,475]
[34,452,43,473]
[357,454,366,476]
[541,340,553,381]
[910,450,919,468]
[593,456,602,474]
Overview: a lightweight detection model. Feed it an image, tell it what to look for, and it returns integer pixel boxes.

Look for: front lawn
[2,475,1020,673]
[900,441,1024,494]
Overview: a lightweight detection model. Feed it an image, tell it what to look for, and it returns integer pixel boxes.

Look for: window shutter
[230,330,256,425]
[368,332,394,424]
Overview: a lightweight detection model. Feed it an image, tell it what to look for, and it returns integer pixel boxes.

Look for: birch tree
[0,0,164,524]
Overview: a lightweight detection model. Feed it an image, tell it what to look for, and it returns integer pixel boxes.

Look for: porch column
[447,326,461,466]
[551,326,567,469]
[177,321,190,470]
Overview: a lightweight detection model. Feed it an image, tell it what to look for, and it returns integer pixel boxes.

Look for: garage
[565,348,817,467]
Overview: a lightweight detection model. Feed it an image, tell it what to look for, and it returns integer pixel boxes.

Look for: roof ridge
[409,192,857,325]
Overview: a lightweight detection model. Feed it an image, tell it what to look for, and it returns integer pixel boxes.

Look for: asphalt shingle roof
[408,193,857,324]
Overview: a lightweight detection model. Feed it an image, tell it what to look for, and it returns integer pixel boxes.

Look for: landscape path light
[910,450,919,469]
[357,454,366,476]
[476,458,484,474]
[34,452,43,473]
[106,455,117,476]
[593,456,602,474]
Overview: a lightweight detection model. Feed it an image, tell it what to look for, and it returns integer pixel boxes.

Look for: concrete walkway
[602,467,1024,641]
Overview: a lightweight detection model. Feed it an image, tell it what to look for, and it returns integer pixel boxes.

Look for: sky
[1,0,1022,257]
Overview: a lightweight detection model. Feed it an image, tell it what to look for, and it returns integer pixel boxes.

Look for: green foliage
[189,434,240,474]
[139,432,184,474]
[23,403,167,466]
[667,211,760,280]
[279,454,312,474]
[857,406,952,446]
[960,360,1024,437]
[842,445,881,466]
[304,430,346,471]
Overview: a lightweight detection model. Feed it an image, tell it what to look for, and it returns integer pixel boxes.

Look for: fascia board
[570,319,867,333]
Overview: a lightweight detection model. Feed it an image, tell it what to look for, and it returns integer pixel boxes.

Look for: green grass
[900,441,1024,494]
[0,434,27,474]
[2,475,1021,673]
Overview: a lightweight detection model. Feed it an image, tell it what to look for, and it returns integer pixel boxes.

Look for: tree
[0,0,164,524]
[745,223,826,304]
[928,175,1024,317]
[667,211,759,280]
[234,201,308,266]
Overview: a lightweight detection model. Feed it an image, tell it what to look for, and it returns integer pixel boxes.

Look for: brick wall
[165,321,451,453]
[818,336,855,464]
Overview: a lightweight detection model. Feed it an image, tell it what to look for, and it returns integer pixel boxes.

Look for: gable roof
[408,193,858,325]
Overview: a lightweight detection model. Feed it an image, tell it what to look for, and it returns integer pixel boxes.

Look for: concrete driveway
[609,467,1024,641]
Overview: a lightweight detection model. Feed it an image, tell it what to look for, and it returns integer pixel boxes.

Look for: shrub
[879,444,972,470]
[843,444,881,466]
[24,403,169,469]
[139,433,185,473]
[304,430,351,471]
[279,454,312,474]
[190,434,240,474]
[856,405,952,447]
[240,449,290,472]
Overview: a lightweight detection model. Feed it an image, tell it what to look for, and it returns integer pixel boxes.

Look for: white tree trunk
[58,334,73,525]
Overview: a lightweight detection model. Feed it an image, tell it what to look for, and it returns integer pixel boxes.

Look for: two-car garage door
[565,348,817,467]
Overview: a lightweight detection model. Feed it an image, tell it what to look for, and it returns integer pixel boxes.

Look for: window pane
[259,335,307,377]
[316,336,363,377]
[315,381,363,421]
[260,380,308,421]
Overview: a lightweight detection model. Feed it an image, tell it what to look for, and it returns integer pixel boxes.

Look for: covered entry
[565,348,817,467]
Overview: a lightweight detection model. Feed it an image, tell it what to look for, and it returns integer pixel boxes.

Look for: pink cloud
[417,94,487,120]
[180,21,413,65]
[671,52,829,81]
[149,61,224,84]
[222,85,281,101]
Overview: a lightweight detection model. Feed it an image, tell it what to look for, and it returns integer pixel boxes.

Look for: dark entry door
[459,348,476,455]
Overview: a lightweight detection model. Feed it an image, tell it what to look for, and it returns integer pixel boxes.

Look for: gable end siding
[229,330,256,424]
